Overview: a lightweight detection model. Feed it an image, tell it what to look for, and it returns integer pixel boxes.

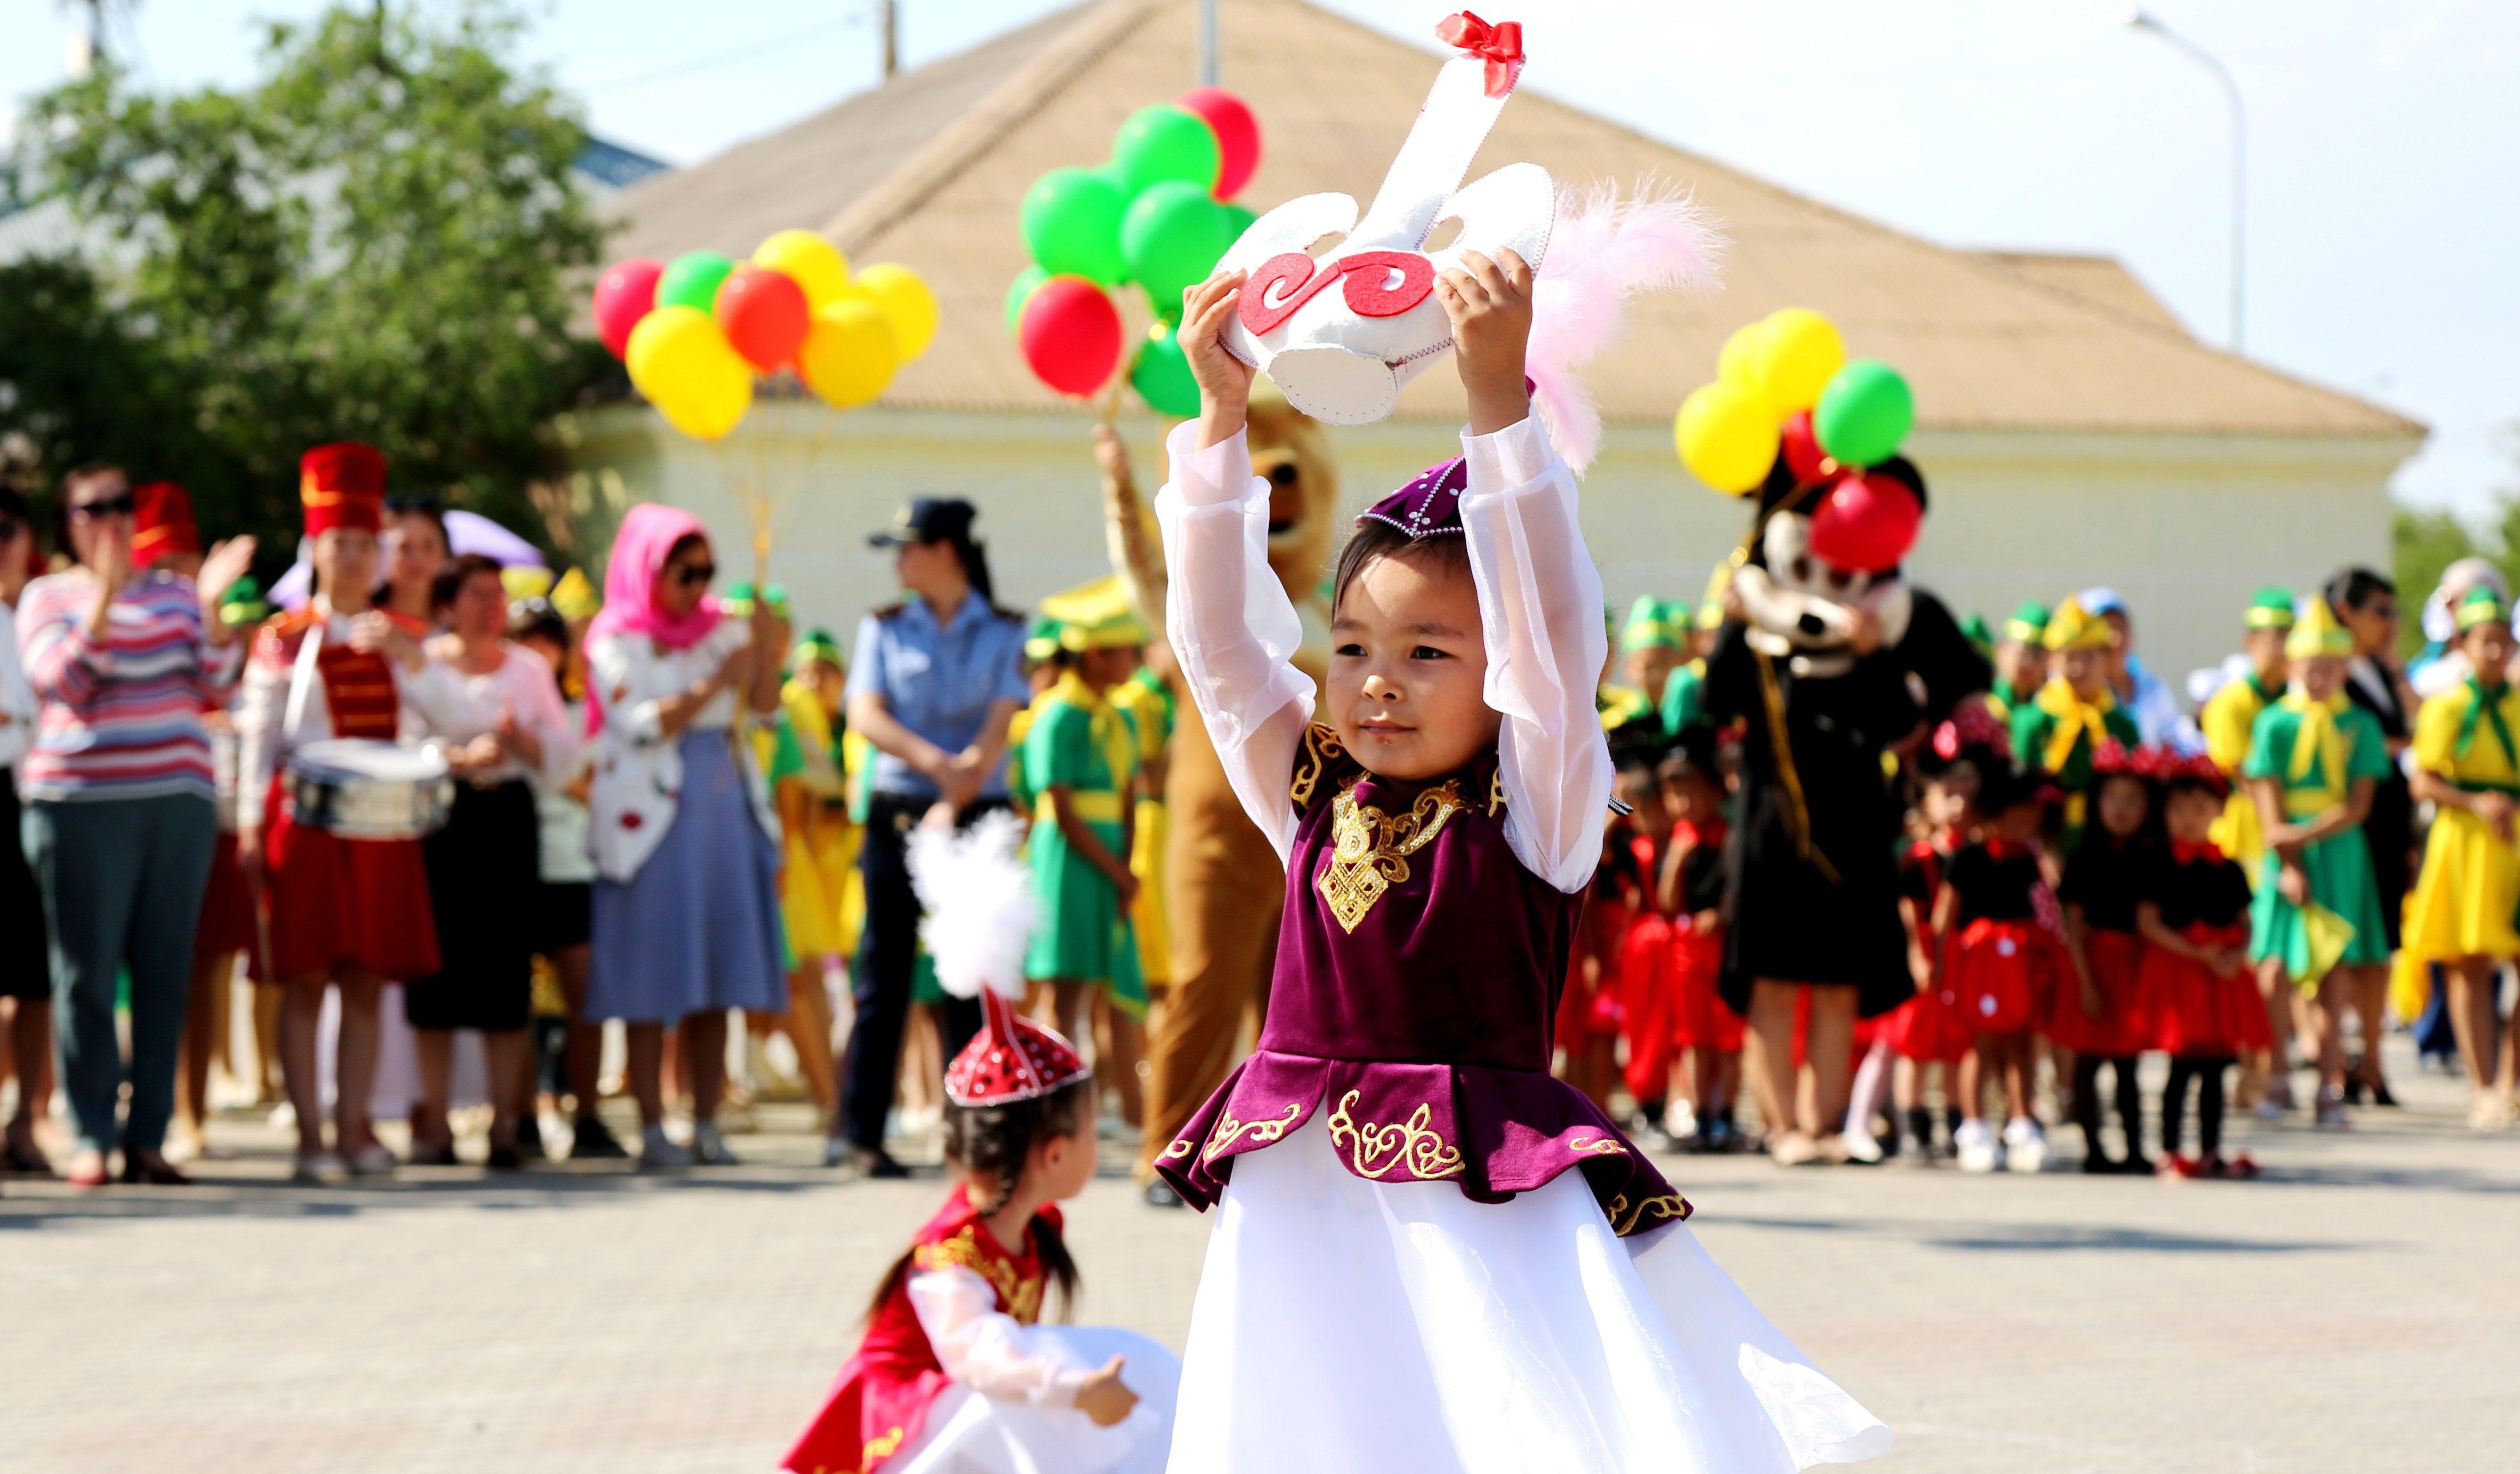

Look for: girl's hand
[350,612,425,671]
[1179,270,1253,449]
[2277,861,2309,907]
[2210,947,2243,980]
[1075,1357,1139,1428]
[1437,248,1534,436]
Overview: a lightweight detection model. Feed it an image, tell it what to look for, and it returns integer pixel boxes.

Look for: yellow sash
[2279,689,2351,818]
[1046,670,1136,822]
[2034,678,2115,776]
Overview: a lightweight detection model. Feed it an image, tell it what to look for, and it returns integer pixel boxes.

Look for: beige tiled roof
[602,0,2422,440]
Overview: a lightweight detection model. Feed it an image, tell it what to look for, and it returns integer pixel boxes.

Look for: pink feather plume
[1526,178,1726,473]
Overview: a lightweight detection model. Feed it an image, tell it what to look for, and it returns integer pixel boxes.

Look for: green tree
[5,1,611,552]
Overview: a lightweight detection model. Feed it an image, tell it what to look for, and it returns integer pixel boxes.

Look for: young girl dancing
[782,817,1179,1474]
[1934,762,2057,1174]
[2139,757,2264,1179]
[1888,753,1977,1159]
[1149,253,1888,1473]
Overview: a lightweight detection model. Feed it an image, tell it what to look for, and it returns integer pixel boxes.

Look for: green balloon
[1220,202,1258,243]
[1004,264,1049,339]
[1020,167,1128,284]
[656,251,735,314]
[1131,330,1200,418]
[1113,103,1221,196]
[1813,358,1915,468]
[1120,180,1232,314]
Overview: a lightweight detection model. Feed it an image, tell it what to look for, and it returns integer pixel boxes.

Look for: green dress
[1023,676,1147,1017]
[2008,682,2141,847]
[2241,697,2395,975]
[1659,658,1707,735]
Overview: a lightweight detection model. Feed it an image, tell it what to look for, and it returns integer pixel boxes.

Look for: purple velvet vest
[1155,725,1687,1236]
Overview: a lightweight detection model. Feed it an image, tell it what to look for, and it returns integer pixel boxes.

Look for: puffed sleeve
[587,633,665,746]
[1457,414,1612,894]
[1155,420,1315,861]
[905,1267,1089,1407]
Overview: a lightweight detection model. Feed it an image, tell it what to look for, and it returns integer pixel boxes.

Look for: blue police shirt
[846,590,1031,800]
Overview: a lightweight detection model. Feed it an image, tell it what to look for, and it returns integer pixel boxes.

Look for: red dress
[256,609,441,982]
[2049,835,2157,1056]
[1887,841,1971,1062]
[1936,841,2053,1038]
[2140,845,2265,1058]
[783,1189,1059,1474]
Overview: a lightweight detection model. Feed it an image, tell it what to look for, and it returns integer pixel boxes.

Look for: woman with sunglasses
[0,488,52,1175]
[2330,567,2416,1108]
[15,465,254,1187]
[583,505,787,1169]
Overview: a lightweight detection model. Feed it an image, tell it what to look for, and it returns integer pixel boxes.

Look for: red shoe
[2157,1153,2203,1180]
[2217,1153,2259,1180]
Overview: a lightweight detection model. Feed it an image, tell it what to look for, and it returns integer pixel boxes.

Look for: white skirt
[1165,1112,1891,1474]
[890,1326,1182,1474]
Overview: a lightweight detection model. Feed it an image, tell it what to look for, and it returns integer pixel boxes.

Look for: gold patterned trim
[1158,1136,1197,1161]
[1606,1191,1691,1235]
[1324,1089,1465,1180]
[861,1425,907,1469]
[1565,1134,1629,1156]
[1317,780,1465,932]
[1487,767,1507,817]
[911,1225,1045,1325]
[1200,1102,1304,1161]
[1289,722,1347,808]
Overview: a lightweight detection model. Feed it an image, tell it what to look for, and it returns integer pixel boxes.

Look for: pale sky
[8,0,2515,522]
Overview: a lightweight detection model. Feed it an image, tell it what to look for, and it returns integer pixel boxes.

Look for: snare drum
[284,738,454,840]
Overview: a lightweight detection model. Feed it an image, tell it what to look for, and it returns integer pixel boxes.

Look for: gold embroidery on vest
[1606,1191,1690,1235]
[1487,767,1506,817]
[1158,1136,1196,1160]
[1317,780,1464,932]
[1290,722,1346,808]
[1200,1101,1304,1161]
[1324,1088,1465,1180]
[1566,1134,1628,1156]
[911,1225,1045,1325]
[862,1425,907,1468]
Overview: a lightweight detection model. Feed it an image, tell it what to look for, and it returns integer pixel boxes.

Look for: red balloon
[1176,86,1262,200]
[1807,471,1922,573]
[592,258,663,359]
[1780,409,1832,485]
[713,265,811,373]
[1019,275,1123,397]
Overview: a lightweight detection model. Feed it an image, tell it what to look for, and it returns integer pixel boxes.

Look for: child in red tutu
[1652,731,1740,1151]
[2055,741,2159,1174]
[1888,756,1977,1159]
[2138,758,2264,1180]
[1933,762,2060,1173]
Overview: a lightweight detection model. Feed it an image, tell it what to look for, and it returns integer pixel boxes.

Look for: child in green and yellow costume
[2404,586,2520,1124]
[2009,597,2139,840]
[2198,588,2294,871]
[1983,601,2049,725]
[2240,597,2394,1123]
[761,629,855,1114]
[1105,656,1175,995]
[1602,595,1686,741]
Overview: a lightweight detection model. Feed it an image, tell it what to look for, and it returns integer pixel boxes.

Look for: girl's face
[313,528,380,613]
[444,569,505,643]
[2060,646,2103,695]
[1997,640,2047,693]
[656,536,714,618]
[1624,645,1680,699]
[2461,620,2515,682]
[1661,770,1719,828]
[2243,629,2289,684]
[1329,552,1499,782]
[1620,768,1673,838]
[2095,773,2149,839]
[1985,800,2041,844]
[1921,770,1975,830]
[2296,652,2346,701]
[2165,786,2220,845]
[1080,644,1137,690]
[386,512,448,593]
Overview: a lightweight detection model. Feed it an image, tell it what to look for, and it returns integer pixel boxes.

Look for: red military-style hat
[300,442,386,535]
[945,993,1092,1109]
[130,481,199,568]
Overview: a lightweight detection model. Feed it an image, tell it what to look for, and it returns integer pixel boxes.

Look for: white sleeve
[906,1267,1088,1407]
[1154,420,1315,862]
[398,653,465,739]
[588,635,667,746]
[1458,414,1612,893]
[508,645,580,786]
[234,652,287,827]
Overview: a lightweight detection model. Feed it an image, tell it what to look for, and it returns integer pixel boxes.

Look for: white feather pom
[906,811,1036,1003]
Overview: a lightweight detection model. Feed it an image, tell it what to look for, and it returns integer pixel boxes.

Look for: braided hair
[863,1077,1093,1326]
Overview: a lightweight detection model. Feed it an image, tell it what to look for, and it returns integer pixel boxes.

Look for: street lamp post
[2124,7,2246,352]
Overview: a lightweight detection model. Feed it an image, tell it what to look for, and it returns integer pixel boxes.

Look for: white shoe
[1842,1130,1885,1164]
[2313,1089,2349,1129]
[1662,1100,1699,1142]
[346,1143,397,1177]
[2470,1093,2519,1132]
[639,1125,692,1170]
[2001,1117,2047,1173]
[691,1122,740,1166]
[291,1151,346,1184]
[2254,1098,2286,1123]
[1954,1120,1999,1174]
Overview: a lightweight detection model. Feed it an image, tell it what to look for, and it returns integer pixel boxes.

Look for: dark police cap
[868,497,978,549]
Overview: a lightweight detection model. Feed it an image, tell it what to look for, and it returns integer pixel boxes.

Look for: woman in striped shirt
[16,464,254,1188]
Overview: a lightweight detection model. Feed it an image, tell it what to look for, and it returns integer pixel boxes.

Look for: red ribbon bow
[1436,11,1525,98]
[2172,839,2224,866]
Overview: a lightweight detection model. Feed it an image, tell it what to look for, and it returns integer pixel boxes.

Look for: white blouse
[235,605,454,820]
[1155,413,1611,894]
[584,617,778,884]
[416,639,577,788]
[906,1267,1089,1406]
[0,601,33,772]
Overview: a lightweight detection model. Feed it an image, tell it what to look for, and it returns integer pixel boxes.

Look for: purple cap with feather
[1358,456,1468,538]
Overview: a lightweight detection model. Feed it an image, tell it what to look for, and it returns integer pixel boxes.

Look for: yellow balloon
[796,298,899,409]
[851,262,938,364]
[1716,320,1766,391]
[752,229,852,312]
[1675,381,1778,495]
[1747,306,1845,415]
[626,305,752,441]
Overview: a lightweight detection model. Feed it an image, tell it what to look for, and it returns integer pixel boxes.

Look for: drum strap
[283,617,324,741]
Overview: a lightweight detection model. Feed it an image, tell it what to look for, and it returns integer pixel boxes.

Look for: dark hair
[2325,567,2395,614]
[862,1077,1092,1326]
[1328,518,1471,618]
[387,495,449,537]
[507,596,568,652]
[430,553,504,611]
[1656,725,1720,789]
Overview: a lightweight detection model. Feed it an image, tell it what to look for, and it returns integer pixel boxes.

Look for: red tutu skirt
[1668,918,1742,1053]
[193,831,260,963]
[2047,927,2150,1056]
[1619,914,1678,1101]
[1944,917,2047,1036]
[1888,981,1976,1063]
[2141,923,2265,1058]
[263,778,441,983]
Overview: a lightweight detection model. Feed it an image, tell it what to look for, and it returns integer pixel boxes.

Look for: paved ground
[6,1037,2514,1474]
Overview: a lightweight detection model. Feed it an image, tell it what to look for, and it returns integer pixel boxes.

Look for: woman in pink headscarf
[583,505,788,1169]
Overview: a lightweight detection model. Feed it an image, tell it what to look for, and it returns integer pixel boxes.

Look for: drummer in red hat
[235,442,450,1183]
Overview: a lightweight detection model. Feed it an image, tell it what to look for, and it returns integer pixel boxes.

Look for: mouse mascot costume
[1685,311,1991,1160]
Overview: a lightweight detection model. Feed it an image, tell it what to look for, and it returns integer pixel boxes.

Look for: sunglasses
[671,561,717,588]
[70,493,137,520]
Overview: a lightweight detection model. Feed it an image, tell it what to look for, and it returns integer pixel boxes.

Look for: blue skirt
[588,729,785,1022]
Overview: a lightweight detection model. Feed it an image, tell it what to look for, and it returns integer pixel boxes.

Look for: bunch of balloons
[593,231,938,441]
[1674,306,1923,571]
[1008,86,1263,414]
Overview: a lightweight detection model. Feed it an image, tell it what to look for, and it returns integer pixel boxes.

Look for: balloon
[1020,166,1128,284]
[1715,320,1766,392]
[1019,275,1123,397]
[1176,86,1262,199]
[1747,306,1845,415]
[795,297,899,409]
[655,251,736,315]
[1130,327,1200,418]
[1674,381,1778,495]
[1121,180,1233,312]
[1219,201,1258,244]
[592,258,663,359]
[1813,358,1915,468]
[1779,410,1831,485]
[1004,264,1049,339]
[851,263,938,363]
[1807,470,1922,573]
[712,265,810,372]
[752,229,851,311]
[626,305,752,441]
[1113,102,1221,196]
